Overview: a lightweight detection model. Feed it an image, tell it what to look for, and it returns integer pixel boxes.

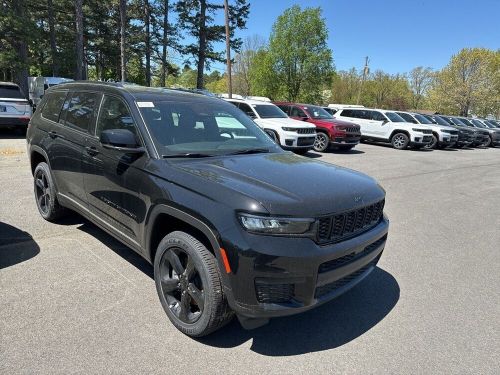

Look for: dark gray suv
[27,82,389,337]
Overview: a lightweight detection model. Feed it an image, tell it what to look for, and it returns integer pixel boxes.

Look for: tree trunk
[75,0,84,80]
[120,0,127,82]
[196,0,207,89]
[13,0,29,98]
[144,0,151,86]
[47,0,59,76]
[160,0,169,87]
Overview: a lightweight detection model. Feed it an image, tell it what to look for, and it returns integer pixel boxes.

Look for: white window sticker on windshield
[137,101,154,108]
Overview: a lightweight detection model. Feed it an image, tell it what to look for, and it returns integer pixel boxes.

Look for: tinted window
[138,100,277,156]
[0,85,24,99]
[372,111,387,121]
[323,107,337,115]
[96,95,137,137]
[60,92,101,132]
[340,109,362,118]
[41,91,67,123]
[253,104,288,119]
[385,112,404,122]
[276,104,290,115]
[237,103,256,118]
[290,106,307,118]
[414,114,433,124]
[304,105,332,119]
[397,112,418,123]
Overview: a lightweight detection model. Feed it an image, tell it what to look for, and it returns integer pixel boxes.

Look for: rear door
[338,109,373,135]
[369,111,390,138]
[48,90,102,206]
[83,94,147,246]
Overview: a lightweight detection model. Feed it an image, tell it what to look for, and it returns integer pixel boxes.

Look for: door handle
[85,146,99,156]
[48,131,58,139]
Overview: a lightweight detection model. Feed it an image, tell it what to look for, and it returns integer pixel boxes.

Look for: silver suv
[0,82,32,133]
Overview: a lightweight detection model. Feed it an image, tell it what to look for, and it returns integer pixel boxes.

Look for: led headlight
[412,128,426,132]
[238,214,314,234]
[281,127,297,132]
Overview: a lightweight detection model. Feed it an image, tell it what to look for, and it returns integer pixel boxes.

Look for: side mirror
[381,120,389,125]
[100,129,145,154]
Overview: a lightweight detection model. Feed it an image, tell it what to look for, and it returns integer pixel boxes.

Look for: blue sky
[213,0,500,74]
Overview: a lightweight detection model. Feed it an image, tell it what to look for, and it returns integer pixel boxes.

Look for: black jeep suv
[27,82,389,337]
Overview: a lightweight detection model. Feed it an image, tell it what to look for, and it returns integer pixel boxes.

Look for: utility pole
[120,0,127,82]
[224,0,232,98]
[356,56,369,105]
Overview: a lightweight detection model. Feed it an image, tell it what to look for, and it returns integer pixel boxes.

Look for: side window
[60,91,101,132]
[290,106,307,118]
[238,103,256,118]
[339,109,353,118]
[41,91,67,122]
[276,104,290,115]
[371,111,387,121]
[96,95,137,137]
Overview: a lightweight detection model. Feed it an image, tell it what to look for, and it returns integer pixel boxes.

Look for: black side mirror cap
[100,129,145,154]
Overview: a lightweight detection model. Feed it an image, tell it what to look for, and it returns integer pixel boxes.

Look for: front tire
[154,231,233,337]
[391,133,410,150]
[33,162,67,221]
[313,132,330,152]
[424,134,438,149]
[483,136,492,147]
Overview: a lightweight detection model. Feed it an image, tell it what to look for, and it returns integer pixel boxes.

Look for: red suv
[274,102,361,152]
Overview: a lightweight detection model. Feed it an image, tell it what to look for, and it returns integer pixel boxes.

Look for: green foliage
[428,48,499,116]
[251,5,333,103]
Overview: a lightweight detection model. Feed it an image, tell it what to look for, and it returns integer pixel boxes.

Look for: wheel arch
[389,129,410,140]
[30,146,50,175]
[145,204,221,265]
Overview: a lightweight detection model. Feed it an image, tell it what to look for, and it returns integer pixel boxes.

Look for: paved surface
[1,134,499,374]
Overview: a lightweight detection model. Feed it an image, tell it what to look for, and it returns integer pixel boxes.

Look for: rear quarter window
[41,91,67,123]
[59,91,101,132]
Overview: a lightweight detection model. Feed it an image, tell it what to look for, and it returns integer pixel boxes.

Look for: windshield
[385,112,406,122]
[397,112,418,123]
[253,104,288,119]
[485,120,499,128]
[458,118,473,126]
[305,105,333,119]
[471,119,486,128]
[451,117,467,126]
[0,85,25,99]
[438,116,454,125]
[414,114,433,124]
[138,99,280,157]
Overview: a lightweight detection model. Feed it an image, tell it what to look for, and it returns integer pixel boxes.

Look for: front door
[83,95,148,246]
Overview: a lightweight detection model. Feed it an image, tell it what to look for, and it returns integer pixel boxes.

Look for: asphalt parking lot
[1,134,499,374]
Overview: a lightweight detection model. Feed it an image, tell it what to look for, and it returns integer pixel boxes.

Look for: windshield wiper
[162,153,214,158]
[225,148,270,155]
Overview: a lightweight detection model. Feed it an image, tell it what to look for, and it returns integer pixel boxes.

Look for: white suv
[0,82,32,134]
[395,111,459,149]
[333,108,433,150]
[225,98,316,153]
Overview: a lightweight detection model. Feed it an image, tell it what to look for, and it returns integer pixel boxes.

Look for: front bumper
[282,135,316,149]
[221,216,389,319]
[438,135,458,147]
[330,132,361,146]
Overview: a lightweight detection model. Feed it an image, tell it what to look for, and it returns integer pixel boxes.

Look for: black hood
[160,152,385,217]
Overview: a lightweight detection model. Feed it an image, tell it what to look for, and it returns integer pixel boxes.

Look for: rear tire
[154,231,233,337]
[391,133,410,150]
[33,162,67,221]
[313,132,330,152]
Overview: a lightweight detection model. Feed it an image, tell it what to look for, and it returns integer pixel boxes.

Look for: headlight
[281,127,297,132]
[412,128,425,132]
[238,213,314,234]
[441,129,451,134]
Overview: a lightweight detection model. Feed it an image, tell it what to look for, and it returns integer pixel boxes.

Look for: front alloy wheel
[424,134,438,149]
[154,231,233,337]
[313,132,329,152]
[391,133,409,150]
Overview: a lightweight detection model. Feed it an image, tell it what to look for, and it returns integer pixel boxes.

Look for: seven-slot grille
[345,127,360,133]
[317,199,385,243]
[297,128,316,134]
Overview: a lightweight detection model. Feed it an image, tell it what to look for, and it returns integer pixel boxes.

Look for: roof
[47,81,224,103]
[224,97,275,105]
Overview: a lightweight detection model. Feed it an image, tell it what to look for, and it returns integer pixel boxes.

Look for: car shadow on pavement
[0,222,40,268]
[199,267,399,356]
[67,216,399,356]
[75,220,154,278]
